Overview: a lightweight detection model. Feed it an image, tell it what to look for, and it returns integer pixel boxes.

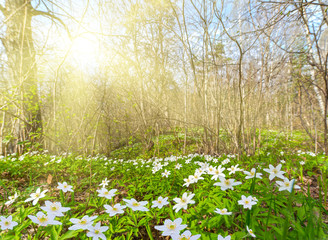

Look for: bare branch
[31,9,71,39]
[259,0,328,7]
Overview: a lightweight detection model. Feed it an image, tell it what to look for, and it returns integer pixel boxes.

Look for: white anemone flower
[57,182,73,193]
[104,203,126,216]
[96,188,117,199]
[214,208,232,215]
[243,168,262,179]
[28,211,62,226]
[25,188,48,205]
[86,222,109,240]
[123,198,149,211]
[222,159,230,165]
[247,226,256,237]
[154,218,187,239]
[5,192,19,206]
[276,178,300,192]
[175,163,182,169]
[214,177,241,190]
[0,216,18,230]
[263,164,285,180]
[173,192,195,212]
[172,230,201,240]
[195,168,206,175]
[206,165,216,174]
[69,215,98,230]
[183,175,195,187]
[227,164,243,175]
[99,178,109,188]
[210,166,226,180]
[162,169,171,178]
[152,196,169,209]
[41,201,70,217]
[218,235,231,240]
[192,172,204,183]
[238,195,257,210]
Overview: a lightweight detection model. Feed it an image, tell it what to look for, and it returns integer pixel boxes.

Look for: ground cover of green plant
[0,145,327,240]
[109,133,199,160]
[108,128,316,161]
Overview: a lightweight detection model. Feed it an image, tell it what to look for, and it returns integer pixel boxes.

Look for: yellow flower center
[273,169,278,174]
[4,221,10,226]
[250,172,255,176]
[221,209,227,213]
[38,216,48,223]
[51,204,58,211]
[285,182,290,187]
[95,229,100,234]
[104,191,109,195]
[79,219,87,225]
[224,180,230,185]
[180,237,190,240]
[132,202,140,207]
[35,193,40,198]
[245,200,249,204]
[63,185,67,188]
[167,223,176,230]
[158,200,162,204]
[113,207,118,211]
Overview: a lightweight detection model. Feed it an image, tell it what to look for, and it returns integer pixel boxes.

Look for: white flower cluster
[155,218,201,240]
[1,153,304,239]
[297,150,316,157]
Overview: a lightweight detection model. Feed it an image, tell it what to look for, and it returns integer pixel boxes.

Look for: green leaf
[1,233,19,240]
[50,226,59,240]
[145,223,154,240]
[59,230,81,240]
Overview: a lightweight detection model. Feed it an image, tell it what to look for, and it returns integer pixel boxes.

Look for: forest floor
[1,131,328,239]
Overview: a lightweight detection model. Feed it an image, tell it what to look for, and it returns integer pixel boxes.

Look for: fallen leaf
[47,174,53,185]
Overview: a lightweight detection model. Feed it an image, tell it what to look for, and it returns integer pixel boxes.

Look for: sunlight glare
[69,34,101,70]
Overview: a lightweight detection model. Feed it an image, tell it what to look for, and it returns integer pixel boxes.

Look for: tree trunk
[1,0,43,152]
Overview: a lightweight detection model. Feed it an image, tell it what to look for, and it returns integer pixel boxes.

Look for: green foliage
[109,133,198,160]
[0,135,327,239]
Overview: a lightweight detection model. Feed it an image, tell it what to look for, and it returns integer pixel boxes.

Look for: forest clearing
[1,0,328,239]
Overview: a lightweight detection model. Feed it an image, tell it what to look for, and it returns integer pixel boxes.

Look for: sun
[69,34,101,69]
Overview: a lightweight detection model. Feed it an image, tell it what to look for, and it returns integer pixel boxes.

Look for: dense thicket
[0,0,327,156]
